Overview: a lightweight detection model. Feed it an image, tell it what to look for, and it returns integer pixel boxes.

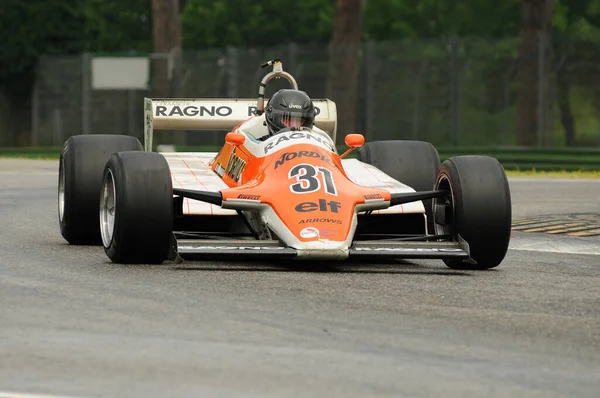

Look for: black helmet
[265,89,315,136]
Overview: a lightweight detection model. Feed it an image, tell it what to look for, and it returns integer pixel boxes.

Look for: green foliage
[0,0,85,99]
[0,0,152,100]
[181,0,334,48]
[363,0,520,40]
[83,0,152,52]
[554,0,600,38]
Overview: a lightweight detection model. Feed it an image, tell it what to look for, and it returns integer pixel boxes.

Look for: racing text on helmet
[265,89,316,136]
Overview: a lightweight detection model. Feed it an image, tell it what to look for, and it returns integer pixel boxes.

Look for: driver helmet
[265,89,315,136]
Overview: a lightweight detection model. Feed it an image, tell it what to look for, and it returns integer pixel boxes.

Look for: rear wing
[143,97,338,151]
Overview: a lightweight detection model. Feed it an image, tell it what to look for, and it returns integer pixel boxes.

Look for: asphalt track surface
[1,159,599,398]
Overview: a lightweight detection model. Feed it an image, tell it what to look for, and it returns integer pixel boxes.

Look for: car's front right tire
[434,155,512,269]
[101,151,174,264]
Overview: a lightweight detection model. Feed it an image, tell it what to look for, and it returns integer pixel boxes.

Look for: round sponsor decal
[300,227,320,239]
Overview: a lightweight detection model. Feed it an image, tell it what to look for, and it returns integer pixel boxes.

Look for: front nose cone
[294,239,350,260]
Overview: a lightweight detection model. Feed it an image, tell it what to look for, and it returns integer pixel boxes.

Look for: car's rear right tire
[101,151,174,264]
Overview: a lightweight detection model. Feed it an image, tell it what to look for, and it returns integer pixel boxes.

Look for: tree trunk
[327,0,363,144]
[556,68,576,146]
[152,0,181,146]
[516,0,553,146]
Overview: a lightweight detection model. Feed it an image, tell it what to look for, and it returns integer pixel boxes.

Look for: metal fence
[3,35,600,148]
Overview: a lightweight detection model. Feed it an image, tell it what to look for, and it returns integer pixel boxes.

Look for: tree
[152,0,181,99]
[0,0,154,145]
[516,0,554,146]
[327,0,363,142]
[363,0,519,40]
[552,0,600,146]
[83,0,153,53]
[0,0,86,144]
[151,0,182,145]
[181,0,333,48]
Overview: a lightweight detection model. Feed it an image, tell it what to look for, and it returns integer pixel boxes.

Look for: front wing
[175,238,470,260]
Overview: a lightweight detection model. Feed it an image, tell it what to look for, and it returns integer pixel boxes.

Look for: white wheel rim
[100,170,116,247]
[58,159,65,223]
[433,174,454,237]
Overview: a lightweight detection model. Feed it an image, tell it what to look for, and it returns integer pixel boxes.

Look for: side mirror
[340,134,365,159]
[225,132,246,146]
[345,134,365,148]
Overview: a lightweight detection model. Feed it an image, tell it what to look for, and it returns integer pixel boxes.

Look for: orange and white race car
[58,60,512,269]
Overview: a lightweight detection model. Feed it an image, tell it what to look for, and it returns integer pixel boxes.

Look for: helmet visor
[269,108,314,129]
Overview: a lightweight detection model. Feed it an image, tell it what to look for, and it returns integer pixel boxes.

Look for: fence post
[412,60,429,140]
[226,46,238,98]
[365,40,375,138]
[548,52,567,148]
[52,108,63,146]
[31,75,39,146]
[81,53,92,136]
[127,90,136,138]
[288,42,298,76]
[449,36,461,146]
[536,31,546,147]
[171,46,185,145]
[502,61,516,145]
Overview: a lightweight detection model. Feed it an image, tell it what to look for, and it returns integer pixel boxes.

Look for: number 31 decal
[289,164,337,195]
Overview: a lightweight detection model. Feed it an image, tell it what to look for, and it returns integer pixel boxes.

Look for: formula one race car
[58,60,512,269]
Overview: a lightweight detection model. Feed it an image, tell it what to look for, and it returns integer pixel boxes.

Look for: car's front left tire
[100,151,174,264]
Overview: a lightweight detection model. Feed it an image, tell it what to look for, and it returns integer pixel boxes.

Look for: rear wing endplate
[144,97,337,151]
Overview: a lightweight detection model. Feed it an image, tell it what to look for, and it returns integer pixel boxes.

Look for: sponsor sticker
[295,199,341,213]
[319,228,338,238]
[155,104,322,118]
[298,217,342,224]
[225,147,246,182]
[364,194,383,200]
[180,245,286,251]
[300,227,320,239]
[237,194,260,200]
[274,150,334,170]
[264,131,335,154]
[155,105,234,117]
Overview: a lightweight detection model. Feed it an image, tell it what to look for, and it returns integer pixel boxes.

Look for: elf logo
[295,199,341,213]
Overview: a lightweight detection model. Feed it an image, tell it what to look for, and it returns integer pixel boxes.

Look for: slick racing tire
[100,151,173,264]
[434,156,512,270]
[357,140,441,233]
[59,134,143,245]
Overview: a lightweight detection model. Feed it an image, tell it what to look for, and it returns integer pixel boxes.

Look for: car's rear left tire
[434,156,512,270]
[59,134,143,245]
[357,140,441,233]
[101,151,173,264]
